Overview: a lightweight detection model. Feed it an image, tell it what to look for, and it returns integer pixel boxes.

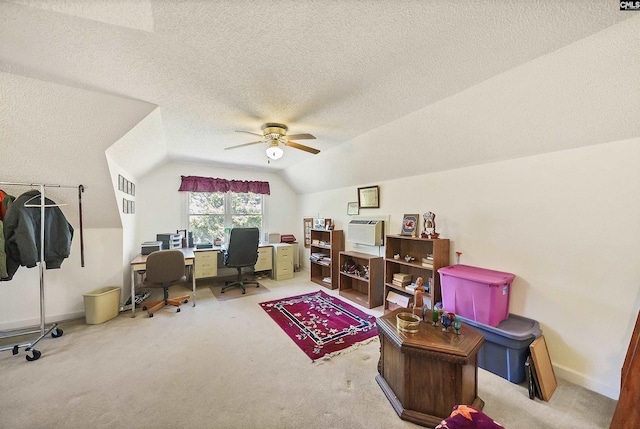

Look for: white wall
[0,227,123,330]
[135,161,300,252]
[0,160,300,331]
[299,139,640,400]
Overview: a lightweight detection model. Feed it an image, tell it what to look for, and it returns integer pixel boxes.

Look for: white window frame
[187,191,265,243]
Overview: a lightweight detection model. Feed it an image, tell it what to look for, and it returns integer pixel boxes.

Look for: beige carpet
[209,283,270,301]
[0,273,617,429]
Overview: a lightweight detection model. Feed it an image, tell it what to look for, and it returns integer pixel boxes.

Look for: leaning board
[530,335,557,401]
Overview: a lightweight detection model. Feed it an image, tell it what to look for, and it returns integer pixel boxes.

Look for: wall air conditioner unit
[347,220,384,246]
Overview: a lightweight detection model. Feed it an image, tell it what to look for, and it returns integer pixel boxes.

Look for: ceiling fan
[225,123,320,160]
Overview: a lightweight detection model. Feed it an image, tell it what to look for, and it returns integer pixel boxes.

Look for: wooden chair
[140,250,190,317]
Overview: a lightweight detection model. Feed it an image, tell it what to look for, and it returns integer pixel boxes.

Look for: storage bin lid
[460,313,542,340]
[438,264,515,286]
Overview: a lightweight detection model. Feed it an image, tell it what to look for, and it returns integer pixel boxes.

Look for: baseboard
[0,311,85,332]
[553,363,620,400]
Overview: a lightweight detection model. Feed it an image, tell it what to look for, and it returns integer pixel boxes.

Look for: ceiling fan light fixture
[266,142,283,160]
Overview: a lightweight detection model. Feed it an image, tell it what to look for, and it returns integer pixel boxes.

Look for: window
[188,191,263,244]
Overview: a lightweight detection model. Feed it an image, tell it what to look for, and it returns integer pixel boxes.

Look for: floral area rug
[259,290,378,361]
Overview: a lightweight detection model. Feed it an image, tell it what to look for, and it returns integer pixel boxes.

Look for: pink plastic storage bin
[438,264,515,327]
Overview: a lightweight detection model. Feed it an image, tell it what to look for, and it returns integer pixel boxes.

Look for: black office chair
[221,227,260,294]
[140,250,190,317]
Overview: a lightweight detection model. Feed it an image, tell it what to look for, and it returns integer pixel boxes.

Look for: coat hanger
[22,190,67,208]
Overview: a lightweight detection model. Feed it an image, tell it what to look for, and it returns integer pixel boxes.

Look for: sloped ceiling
[0,1,637,224]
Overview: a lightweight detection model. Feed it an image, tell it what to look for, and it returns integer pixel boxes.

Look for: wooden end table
[376,308,485,427]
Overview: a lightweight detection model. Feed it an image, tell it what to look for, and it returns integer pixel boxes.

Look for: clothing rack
[0,181,80,361]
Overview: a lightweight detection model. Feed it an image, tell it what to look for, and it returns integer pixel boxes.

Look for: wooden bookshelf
[383,235,449,313]
[309,229,344,289]
[338,251,384,309]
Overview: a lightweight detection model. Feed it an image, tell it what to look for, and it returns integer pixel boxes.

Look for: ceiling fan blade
[285,141,320,154]
[236,130,263,137]
[224,140,264,150]
[286,133,316,140]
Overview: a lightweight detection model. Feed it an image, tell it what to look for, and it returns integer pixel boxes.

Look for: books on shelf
[310,252,329,262]
[421,256,434,268]
[405,282,418,291]
[393,273,412,282]
[392,273,411,288]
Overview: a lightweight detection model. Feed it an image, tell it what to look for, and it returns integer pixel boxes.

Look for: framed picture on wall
[303,218,313,248]
[401,214,419,237]
[347,201,359,215]
[358,185,379,208]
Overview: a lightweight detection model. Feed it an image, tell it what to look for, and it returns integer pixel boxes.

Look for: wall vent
[347,220,384,246]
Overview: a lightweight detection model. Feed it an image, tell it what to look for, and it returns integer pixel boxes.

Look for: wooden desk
[129,248,196,317]
[376,308,485,427]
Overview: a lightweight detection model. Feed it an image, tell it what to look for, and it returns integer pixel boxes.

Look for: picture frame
[358,185,379,208]
[303,218,313,248]
[347,201,359,215]
[118,175,124,192]
[401,214,419,237]
[313,218,332,230]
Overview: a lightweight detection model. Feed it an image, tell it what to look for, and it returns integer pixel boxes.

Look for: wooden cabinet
[610,310,640,427]
[309,229,344,289]
[384,235,449,312]
[376,308,484,427]
[194,250,218,279]
[254,246,272,272]
[272,243,294,281]
[338,251,384,309]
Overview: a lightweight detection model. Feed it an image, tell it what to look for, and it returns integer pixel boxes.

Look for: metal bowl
[396,312,420,333]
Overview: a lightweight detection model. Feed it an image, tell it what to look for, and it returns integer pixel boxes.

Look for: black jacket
[3,190,74,281]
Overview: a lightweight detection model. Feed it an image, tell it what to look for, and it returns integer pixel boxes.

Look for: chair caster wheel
[149,313,153,318]
[176,308,181,313]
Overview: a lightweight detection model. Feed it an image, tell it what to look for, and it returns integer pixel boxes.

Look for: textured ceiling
[1,1,638,230]
[1,1,633,177]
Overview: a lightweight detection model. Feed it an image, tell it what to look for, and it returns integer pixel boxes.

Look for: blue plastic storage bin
[460,313,542,383]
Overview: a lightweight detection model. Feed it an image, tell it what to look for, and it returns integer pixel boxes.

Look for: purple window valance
[179,176,270,195]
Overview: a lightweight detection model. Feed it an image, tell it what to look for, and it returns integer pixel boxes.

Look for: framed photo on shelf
[401,214,419,237]
[358,185,379,208]
[313,218,332,230]
[347,201,359,215]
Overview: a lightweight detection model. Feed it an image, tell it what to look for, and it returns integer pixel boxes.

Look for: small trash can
[83,286,121,324]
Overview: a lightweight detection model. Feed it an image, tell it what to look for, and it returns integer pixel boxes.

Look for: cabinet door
[195,251,218,279]
[275,260,294,279]
[276,245,293,262]
[254,246,273,271]
[274,244,294,280]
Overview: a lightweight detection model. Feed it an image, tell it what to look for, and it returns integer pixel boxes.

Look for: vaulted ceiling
[0,1,637,227]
